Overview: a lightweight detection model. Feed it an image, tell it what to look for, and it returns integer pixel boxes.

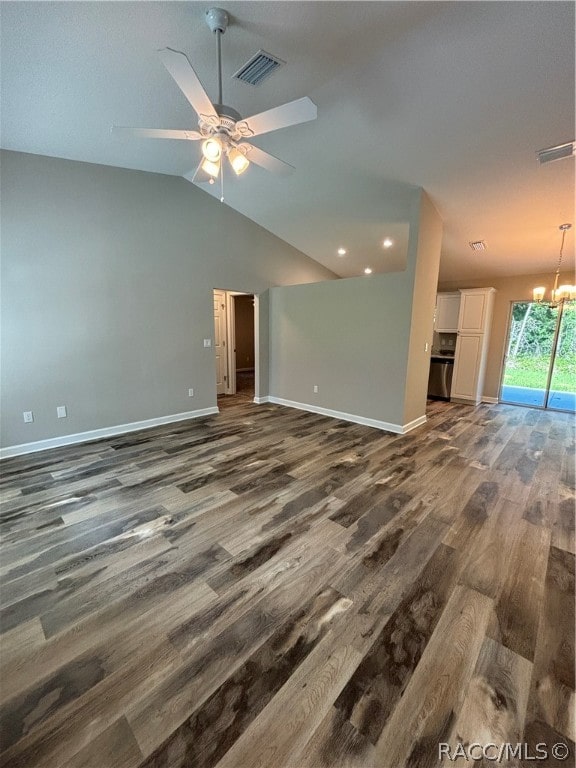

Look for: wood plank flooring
[0,400,574,767]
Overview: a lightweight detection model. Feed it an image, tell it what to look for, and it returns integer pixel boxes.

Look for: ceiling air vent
[537,141,575,164]
[233,50,285,86]
[469,240,487,251]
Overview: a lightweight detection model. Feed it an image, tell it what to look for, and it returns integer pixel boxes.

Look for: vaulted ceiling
[1,1,574,281]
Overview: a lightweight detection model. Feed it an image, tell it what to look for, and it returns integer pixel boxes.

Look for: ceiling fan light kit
[112,7,317,200]
[228,146,250,175]
[201,138,222,163]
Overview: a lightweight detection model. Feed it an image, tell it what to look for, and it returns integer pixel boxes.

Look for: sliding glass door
[547,300,576,411]
[500,300,575,412]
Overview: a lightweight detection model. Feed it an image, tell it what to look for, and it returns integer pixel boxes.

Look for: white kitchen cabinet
[451,334,483,402]
[434,292,461,332]
[451,288,496,405]
[457,289,492,333]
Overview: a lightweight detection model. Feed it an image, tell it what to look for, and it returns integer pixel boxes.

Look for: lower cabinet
[451,334,484,403]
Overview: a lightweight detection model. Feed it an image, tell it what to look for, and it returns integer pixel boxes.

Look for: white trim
[266,397,426,434]
[482,396,499,404]
[225,291,237,395]
[253,396,270,404]
[0,407,219,459]
[402,414,428,432]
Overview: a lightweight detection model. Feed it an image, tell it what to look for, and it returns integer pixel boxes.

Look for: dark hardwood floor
[0,400,574,767]
[217,370,255,409]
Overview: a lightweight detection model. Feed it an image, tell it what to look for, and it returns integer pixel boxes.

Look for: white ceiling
[1,1,574,281]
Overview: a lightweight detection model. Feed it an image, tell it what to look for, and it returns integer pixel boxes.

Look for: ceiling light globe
[382,238,393,248]
[364,267,373,275]
[228,147,250,176]
[202,138,222,162]
[201,158,220,178]
[337,248,347,256]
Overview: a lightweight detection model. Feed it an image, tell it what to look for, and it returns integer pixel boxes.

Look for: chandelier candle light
[533,223,576,304]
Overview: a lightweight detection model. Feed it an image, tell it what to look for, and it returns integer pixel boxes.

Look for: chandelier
[533,223,576,303]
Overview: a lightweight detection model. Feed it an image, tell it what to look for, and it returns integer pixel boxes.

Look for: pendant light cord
[556,227,567,273]
[552,225,572,300]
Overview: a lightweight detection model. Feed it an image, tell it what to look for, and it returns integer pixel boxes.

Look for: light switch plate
[57,405,67,418]
[203,339,212,348]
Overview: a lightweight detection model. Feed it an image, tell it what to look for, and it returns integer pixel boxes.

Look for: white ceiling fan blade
[236,97,317,138]
[112,126,202,141]
[158,47,217,120]
[243,144,295,175]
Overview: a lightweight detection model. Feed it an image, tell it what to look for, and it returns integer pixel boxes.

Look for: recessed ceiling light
[337,247,347,256]
[382,238,393,248]
[364,267,373,275]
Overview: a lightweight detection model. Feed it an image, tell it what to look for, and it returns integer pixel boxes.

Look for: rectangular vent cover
[537,141,575,164]
[233,50,285,86]
[469,240,487,251]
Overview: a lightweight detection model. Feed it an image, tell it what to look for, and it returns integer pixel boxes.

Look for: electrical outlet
[23,411,34,423]
[188,388,194,397]
[313,385,319,394]
[57,405,67,418]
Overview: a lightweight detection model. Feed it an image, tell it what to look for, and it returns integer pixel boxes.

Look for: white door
[213,290,228,395]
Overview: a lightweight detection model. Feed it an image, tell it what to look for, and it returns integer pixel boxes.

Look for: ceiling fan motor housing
[215,104,242,123]
[205,8,229,34]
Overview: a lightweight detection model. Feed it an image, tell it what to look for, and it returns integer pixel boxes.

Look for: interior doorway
[500,299,575,412]
[213,289,255,404]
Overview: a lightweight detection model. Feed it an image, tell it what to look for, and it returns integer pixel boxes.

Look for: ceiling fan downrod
[205,8,229,106]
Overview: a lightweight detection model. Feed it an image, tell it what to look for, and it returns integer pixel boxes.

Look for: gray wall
[269,273,414,425]
[0,150,336,449]
[268,190,442,429]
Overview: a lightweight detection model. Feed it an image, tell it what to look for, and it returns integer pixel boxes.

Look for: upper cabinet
[457,288,495,333]
[434,292,461,332]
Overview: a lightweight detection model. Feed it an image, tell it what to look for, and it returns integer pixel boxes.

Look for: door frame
[213,288,257,399]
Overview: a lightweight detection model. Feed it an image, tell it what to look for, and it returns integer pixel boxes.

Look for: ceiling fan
[112,7,317,198]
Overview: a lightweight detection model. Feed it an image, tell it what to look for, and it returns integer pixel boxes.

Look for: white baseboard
[0,407,219,459]
[266,396,426,434]
[402,414,428,432]
[482,396,499,404]
[253,396,270,405]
